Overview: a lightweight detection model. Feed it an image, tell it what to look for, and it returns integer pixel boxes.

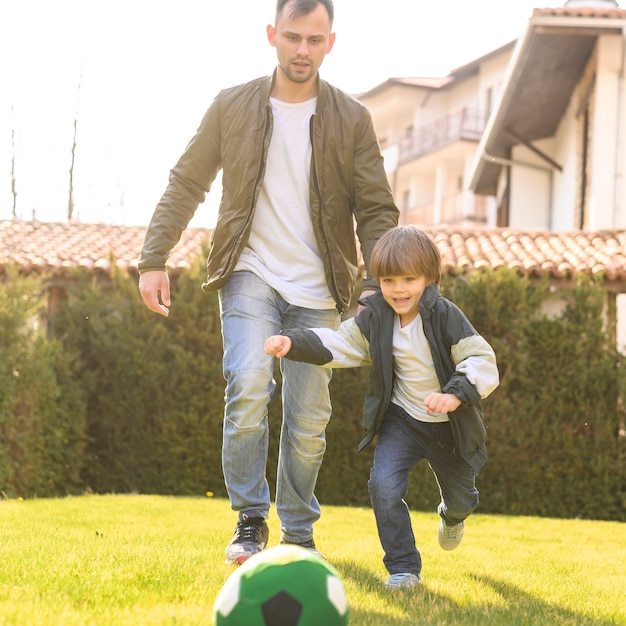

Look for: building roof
[1,220,625,288]
[0,220,211,277]
[354,42,516,101]
[354,76,453,100]
[430,225,626,287]
[470,3,626,194]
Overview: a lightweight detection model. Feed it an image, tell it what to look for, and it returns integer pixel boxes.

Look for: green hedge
[443,271,625,520]
[51,260,226,497]
[1,260,624,521]
[0,269,87,497]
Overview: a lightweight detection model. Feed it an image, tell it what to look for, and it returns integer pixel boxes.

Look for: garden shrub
[53,255,226,497]
[0,269,87,497]
[477,276,625,520]
[443,270,625,521]
[3,260,624,520]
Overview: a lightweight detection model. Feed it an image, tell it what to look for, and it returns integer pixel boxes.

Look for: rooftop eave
[469,13,626,196]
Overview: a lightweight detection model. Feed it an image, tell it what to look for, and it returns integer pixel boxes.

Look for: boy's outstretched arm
[265,322,369,367]
[264,335,293,358]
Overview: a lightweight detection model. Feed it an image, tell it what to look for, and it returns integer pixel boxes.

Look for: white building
[357,0,626,351]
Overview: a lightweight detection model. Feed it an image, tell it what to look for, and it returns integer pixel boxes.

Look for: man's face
[267,1,335,86]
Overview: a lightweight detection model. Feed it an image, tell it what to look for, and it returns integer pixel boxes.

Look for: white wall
[363,85,426,146]
[477,51,510,112]
[550,103,578,231]
[509,143,554,229]
[590,35,624,229]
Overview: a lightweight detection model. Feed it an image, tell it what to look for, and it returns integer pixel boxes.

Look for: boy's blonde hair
[370,225,441,285]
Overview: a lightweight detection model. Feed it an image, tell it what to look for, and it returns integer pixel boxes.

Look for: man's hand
[139,270,171,317]
[264,335,293,358]
[424,392,462,415]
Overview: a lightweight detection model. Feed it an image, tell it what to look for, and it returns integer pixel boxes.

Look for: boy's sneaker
[280,537,326,560]
[225,513,269,565]
[384,573,421,590]
[438,520,464,550]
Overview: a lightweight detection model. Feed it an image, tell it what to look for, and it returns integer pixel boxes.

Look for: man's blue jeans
[368,403,479,575]
[219,271,340,542]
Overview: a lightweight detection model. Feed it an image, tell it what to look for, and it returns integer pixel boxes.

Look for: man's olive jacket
[139,72,399,313]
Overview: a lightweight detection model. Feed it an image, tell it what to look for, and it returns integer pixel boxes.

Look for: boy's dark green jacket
[283,285,499,473]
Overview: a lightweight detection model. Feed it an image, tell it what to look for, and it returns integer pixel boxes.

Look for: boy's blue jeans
[368,403,479,575]
[219,271,340,542]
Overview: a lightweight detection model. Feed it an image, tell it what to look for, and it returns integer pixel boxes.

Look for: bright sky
[0,0,565,228]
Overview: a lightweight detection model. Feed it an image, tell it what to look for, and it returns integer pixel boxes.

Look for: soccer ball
[212,544,349,626]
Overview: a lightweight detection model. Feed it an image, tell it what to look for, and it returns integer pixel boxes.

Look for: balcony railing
[398,108,488,164]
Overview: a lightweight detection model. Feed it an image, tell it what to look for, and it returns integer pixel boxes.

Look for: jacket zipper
[309,114,343,314]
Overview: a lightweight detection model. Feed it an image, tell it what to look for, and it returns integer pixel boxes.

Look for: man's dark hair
[276,0,334,27]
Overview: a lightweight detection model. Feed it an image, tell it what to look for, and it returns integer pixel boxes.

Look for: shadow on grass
[333,561,615,626]
[468,574,618,626]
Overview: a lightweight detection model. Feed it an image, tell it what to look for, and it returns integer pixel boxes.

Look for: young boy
[264,225,499,589]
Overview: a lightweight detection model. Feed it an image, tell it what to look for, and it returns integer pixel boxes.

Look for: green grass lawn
[0,494,624,625]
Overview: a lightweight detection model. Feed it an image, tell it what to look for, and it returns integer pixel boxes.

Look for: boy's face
[379,275,428,327]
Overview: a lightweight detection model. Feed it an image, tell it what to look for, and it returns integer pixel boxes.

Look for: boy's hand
[264,335,293,358]
[424,392,461,415]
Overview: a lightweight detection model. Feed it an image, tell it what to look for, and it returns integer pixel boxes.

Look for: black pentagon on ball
[261,590,304,626]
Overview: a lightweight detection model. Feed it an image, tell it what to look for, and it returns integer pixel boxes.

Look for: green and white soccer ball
[212,544,349,626]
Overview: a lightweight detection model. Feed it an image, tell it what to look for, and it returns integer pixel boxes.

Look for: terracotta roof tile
[534,5,626,18]
[1,220,625,287]
[0,220,211,277]
[426,226,626,284]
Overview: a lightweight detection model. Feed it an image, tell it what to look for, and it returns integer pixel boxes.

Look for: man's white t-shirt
[235,96,335,310]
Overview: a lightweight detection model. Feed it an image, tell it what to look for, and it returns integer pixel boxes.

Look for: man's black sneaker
[280,536,326,560]
[225,513,269,565]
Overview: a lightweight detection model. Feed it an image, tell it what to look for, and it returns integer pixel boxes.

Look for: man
[138,0,398,564]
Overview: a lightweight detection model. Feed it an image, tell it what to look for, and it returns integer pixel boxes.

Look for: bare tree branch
[68,65,82,222]
[11,106,17,218]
